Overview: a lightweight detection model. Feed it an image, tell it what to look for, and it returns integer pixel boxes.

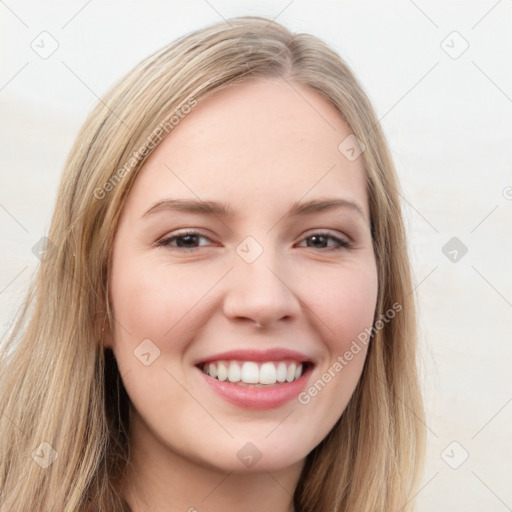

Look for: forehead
[123,77,368,220]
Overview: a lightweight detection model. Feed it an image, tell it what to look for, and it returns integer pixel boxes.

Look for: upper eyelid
[161,228,349,239]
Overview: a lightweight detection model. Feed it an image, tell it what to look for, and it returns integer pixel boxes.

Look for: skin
[104,77,378,512]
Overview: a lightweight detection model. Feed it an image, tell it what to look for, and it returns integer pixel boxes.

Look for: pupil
[308,235,326,248]
[177,234,198,247]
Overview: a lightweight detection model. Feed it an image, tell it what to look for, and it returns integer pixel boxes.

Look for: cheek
[110,266,169,339]
[318,262,378,348]
[109,253,215,351]
[295,263,378,444]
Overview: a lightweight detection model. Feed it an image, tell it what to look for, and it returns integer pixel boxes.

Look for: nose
[222,246,302,329]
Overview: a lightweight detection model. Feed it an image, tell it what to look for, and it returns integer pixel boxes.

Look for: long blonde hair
[0,16,425,511]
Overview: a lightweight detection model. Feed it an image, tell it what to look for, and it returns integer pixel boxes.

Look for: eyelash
[156,229,353,252]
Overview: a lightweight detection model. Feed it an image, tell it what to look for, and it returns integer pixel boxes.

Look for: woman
[0,15,425,512]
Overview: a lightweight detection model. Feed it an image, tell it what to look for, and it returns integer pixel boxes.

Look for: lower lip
[196,365,313,409]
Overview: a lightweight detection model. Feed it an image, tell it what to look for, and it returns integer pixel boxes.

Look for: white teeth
[217,361,228,381]
[201,360,306,385]
[286,362,297,382]
[241,362,259,384]
[227,361,241,382]
[259,362,277,384]
[276,362,287,382]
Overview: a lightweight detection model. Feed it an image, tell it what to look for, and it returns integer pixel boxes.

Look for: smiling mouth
[196,360,314,386]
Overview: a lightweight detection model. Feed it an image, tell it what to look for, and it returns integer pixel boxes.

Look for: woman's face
[107,77,378,474]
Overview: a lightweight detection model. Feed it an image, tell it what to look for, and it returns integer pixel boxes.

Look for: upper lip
[194,348,314,366]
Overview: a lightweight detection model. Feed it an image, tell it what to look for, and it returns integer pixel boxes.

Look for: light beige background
[1,1,511,510]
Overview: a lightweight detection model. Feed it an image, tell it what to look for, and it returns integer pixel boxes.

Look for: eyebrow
[141,197,367,221]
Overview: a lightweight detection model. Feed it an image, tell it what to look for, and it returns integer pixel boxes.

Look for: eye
[297,232,352,251]
[156,230,216,251]
[156,230,352,252]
